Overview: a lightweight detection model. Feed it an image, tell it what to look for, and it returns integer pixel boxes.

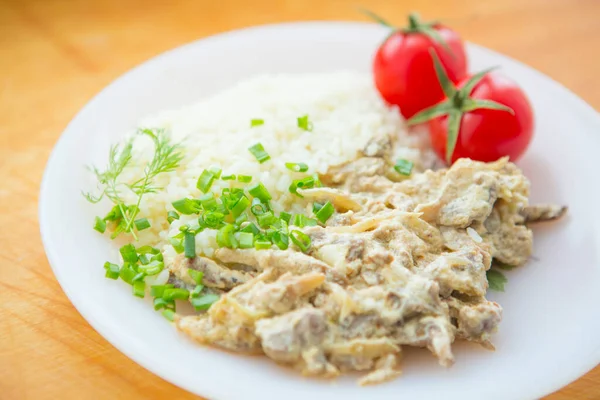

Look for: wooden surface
[0,0,598,398]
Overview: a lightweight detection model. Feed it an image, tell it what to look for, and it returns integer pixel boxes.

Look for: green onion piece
[394,159,414,176]
[250,198,268,216]
[235,212,248,226]
[133,280,145,298]
[250,118,264,127]
[103,262,120,280]
[103,205,123,222]
[139,260,164,276]
[162,288,190,301]
[179,225,189,232]
[279,212,292,224]
[119,244,138,264]
[137,245,160,255]
[162,309,176,321]
[297,115,313,131]
[209,166,222,179]
[188,269,204,285]
[292,213,318,228]
[285,162,309,173]
[198,193,217,211]
[248,143,271,164]
[118,263,136,285]
[166,211,180,224]
[240,222,260,235]
[153,297,172,311]
[289,176,316,197]
[237,175,253,183]
[184,231,196,258]
[216,224,238,249]
[248,182,272,202]
[313,174,323,188]
[191,294,220,311]
[196,169,216,193]
[150,284,173,297]
[257,211,278,228]
[230,195,250,218]
[312,202,324,213]
[132,272,145,282]
[169,237,184,254]
[315,201,334,224]
[190,285,204,298]
[271,231,289,250]
[172,198,201,215]
[94,216,107,233]
[236,232,254,249]
[134,217,151,231]
[138,254,150,265]
[201,211,225,229]
[221,174,236,181]
[290,230,312,253]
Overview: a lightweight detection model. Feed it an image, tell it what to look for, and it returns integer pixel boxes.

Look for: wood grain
[0,0,598,398]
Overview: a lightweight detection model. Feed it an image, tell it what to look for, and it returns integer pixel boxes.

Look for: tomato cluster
[370,12,534,164]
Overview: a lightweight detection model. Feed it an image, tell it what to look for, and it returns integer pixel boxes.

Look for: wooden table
[1,0,598,398]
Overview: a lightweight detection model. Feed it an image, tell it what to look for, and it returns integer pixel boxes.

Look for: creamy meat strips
[169,135,564,385]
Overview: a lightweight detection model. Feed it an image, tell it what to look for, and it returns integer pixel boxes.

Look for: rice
[115,72,425,258]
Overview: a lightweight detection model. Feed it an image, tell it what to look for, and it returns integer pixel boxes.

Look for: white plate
[40,22,600,400]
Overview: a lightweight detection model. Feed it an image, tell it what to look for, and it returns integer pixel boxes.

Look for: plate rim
[39,21,600,400]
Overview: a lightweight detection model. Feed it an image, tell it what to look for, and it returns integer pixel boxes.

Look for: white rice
[115,72,426,259]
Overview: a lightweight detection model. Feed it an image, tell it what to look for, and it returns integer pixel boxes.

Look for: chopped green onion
[172,198,201,215]
[169,237,184,254]
[188,269,204,285]
[139,260,164,275]
[394,159,414,176]
[285,162,309,172]
[279,212,292,224]
[138,254,150,265]
[196,169,216,193]
[190,284,204,298]
[216,224,238,249]
[237,175,252,183]
[235,212,248,226]
[191,294,220,311]
[167,211,180,224]
[257,211,278,228]
[133,280,145,298]
[250,118,264,127]
[271,231,289,250]
[248,182,272,202]
[153,297,172,310]
[230,195,250,218]
[315,201,334,224]
[240,222,260,235]
[201,211,225,229]
[184,231,196,258]
[312,174,323,188]
[134,217,151,231]
[289,176,316,197]
[292,213,318,228]
[297,115,313,131]
[209,166,222,179]
[199,193,218,211]
[254,239,272,250]
[132,272,145,282]
[103,205,123,222]
[94,216,106,233]
[236,232,254,249]
[312,202,324,213]
[250,198,268,216]
[162,309,176,321]
[137,245,160,255]
[150,284,173,298]
[162,288,190,301]
[119,244,138,264]
[290,230,312,253]
[119,263,136,285]
[248,143,270,164]
[103,262,120,280]
[221,174,236,181]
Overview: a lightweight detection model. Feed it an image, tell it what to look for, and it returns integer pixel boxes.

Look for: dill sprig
[84,128,184,240]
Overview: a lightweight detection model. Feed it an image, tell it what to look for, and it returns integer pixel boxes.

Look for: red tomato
[373,22,467,118]
[429,73,534,163]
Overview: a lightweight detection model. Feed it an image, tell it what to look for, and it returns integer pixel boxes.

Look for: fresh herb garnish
[248,143,271,163]
[487,269,508,292]
[285,162,309,172]
[297,115,313,131]
[394,159,414,176]
[250,119,264,127]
